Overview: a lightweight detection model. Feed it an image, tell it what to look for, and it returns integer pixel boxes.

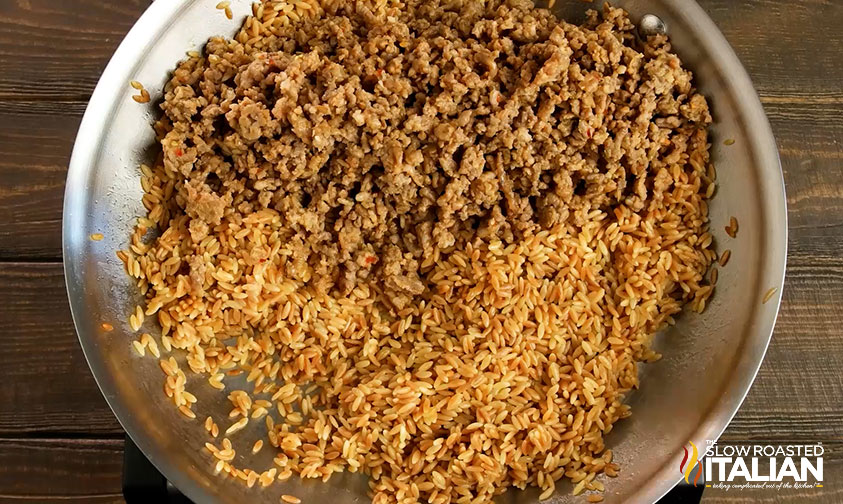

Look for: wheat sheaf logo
[679,441,703,487]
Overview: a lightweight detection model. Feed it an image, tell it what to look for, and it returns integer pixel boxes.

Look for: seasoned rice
[119,0,718,501]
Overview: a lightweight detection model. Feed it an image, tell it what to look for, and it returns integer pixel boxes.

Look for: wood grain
[0,0,838,100]
[0,97,840,260]
[0,263,121,435]
[0,101,84,260]
[0,0,840,260]
[1,243,841,438]
[699,0,843,98]
[724,251,843,443]
[0,0,150,100]
[0,438,123,503]
[0,0,840,501]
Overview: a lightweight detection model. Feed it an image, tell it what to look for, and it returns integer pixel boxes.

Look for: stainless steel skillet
[63,1,787,502]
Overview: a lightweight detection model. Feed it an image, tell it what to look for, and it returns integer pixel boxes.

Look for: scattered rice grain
[719,249,732,267]
[763,287,777,304]
[726,216,739,238]
[225,417,248,435]
[179,405,196,419]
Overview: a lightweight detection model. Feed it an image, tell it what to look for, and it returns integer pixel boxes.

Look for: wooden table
[0,0,840,502]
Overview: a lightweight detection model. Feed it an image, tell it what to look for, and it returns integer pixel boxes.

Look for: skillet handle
[123,435,192,504]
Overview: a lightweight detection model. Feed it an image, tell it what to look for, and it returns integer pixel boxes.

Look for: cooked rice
[762,287,777,304]
[726,216,739,238]
[143,333,161,358]
[226,417,250,435]
[118,0,717,501]
[129,304,144,331]
[132,89,151,103]
[179,405,197,419]
[718,249,731,267]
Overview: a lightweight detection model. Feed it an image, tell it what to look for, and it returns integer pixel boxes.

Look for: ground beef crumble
[155,0,711,306]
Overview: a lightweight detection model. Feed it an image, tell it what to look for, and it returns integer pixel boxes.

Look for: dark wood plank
[1,234,842,437]
[0,0,839,100]
[0,263,121,435]
[723,253,843,441]
[0,101,84,260]
[0,0,150,99]
[0,0,841,501]
[0,438,123,503]
[1,256,842,503]
[699,0,843,98]
[1,96,840,259]
[766,99,843,245]
[0,0,839,260]
[0,438,836,504]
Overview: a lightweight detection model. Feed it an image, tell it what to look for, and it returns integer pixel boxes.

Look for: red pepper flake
[175,148,184,157]
[586,129,593,139]
[365,255,377,265]
[376,68,384,77]
[269,58,275,66]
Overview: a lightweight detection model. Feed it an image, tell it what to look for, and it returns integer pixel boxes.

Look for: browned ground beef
[156,0,710,308]
[125,1,719,500]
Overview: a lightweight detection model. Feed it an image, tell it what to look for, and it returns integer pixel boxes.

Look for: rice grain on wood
[118,0,717,501]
